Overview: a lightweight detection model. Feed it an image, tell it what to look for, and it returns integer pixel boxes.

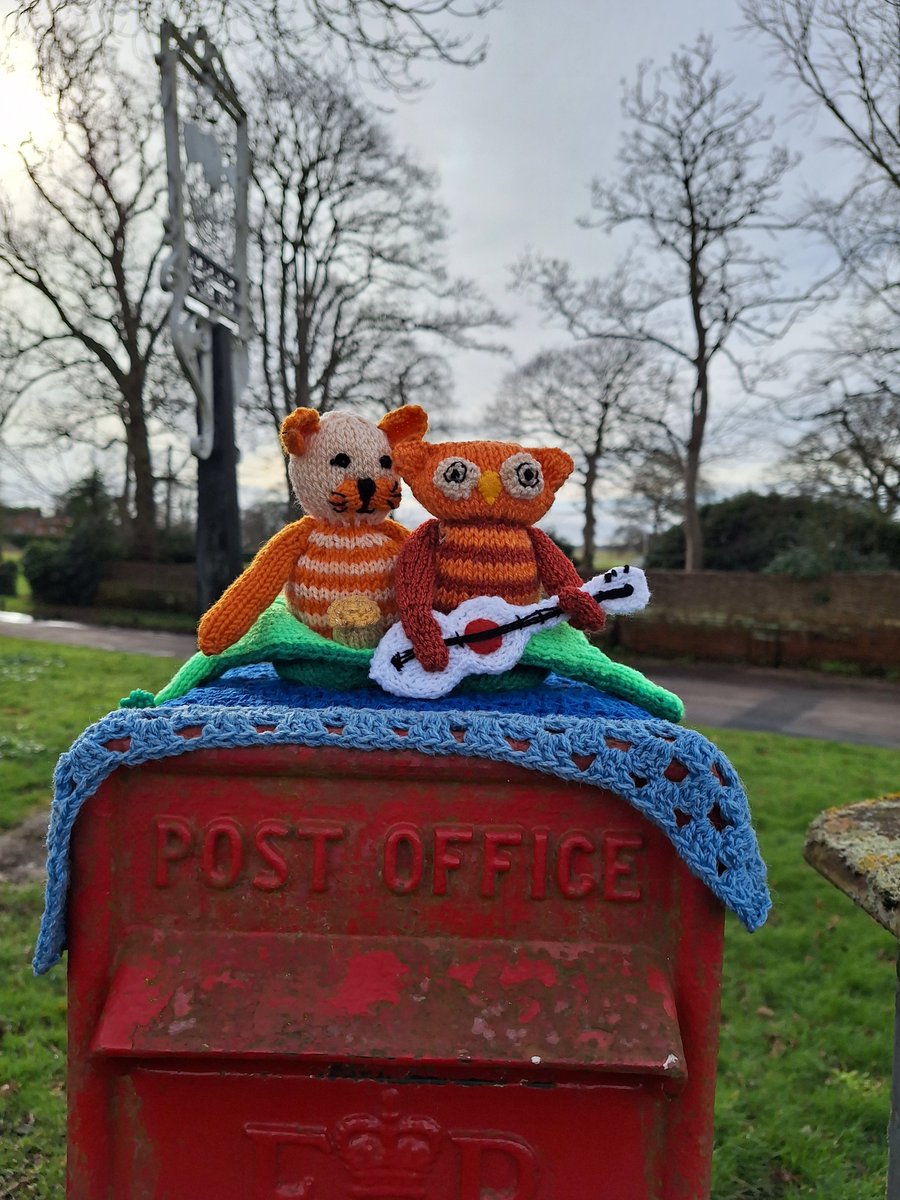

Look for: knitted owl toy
[391,427,607,674]
[197,404,428,656]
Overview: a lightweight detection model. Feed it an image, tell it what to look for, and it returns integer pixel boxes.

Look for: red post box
[66,742,725,1199]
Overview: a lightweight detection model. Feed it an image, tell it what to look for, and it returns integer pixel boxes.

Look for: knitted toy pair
[199,406,607,675]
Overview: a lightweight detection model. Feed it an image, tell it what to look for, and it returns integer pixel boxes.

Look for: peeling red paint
[321,950,410,1016]
[498,958,557,989]
[447,960,483,990]
[571,972,589,997]
[518,998,541,1024]
[171,988,193,1019]
[646,965,678,1021]
[577,1029,614,1050]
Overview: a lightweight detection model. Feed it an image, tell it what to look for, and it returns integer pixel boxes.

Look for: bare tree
[614,449,688,561]
[1,0,501,545]
[11,0,498,94]
[740,0,900,528]
[783,306,900,516]
[252,61,507,475]
[742,0,900,316]
[0,48,179,558]
[741,0,899,190]
[488,340,650,573]
[515,35,808,571]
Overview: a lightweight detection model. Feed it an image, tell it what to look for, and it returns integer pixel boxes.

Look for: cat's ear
[379,405,428,448]
[532,447,574,493]
[280,408,321,457]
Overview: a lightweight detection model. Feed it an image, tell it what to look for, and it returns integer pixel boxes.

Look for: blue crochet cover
[34,665,770,974]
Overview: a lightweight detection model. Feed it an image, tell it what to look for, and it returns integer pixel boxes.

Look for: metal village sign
[157,20,250,461]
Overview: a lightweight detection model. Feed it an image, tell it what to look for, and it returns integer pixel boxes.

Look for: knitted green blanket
[122,597,683,722]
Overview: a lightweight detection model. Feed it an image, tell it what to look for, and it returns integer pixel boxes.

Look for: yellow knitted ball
[326,595,384,649]
[327,595,382,629]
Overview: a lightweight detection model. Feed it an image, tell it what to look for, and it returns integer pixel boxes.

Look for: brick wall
[611,571,900,670]
[94,562,900,670]
[96,560,196,614]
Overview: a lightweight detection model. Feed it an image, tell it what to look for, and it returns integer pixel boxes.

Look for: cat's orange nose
[477,470,502,505]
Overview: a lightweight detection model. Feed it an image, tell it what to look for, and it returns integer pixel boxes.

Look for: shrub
[765,544,892,580]
[22,526,105,606]
[157,528,196,564]
[0,559,17,596]
[647,492,900,572]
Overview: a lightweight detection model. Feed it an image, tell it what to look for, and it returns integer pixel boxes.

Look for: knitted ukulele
[197,405,428,656]
[389,426,607,675]
[372,564,649,697]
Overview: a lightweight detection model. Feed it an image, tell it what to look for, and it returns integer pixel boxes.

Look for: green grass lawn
[706,728,899,1199]
[0,637,898,1196]
[0,637,178,830]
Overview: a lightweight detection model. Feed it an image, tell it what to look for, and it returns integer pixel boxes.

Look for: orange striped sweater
[432,521,541,611]
[285,520,406,633]
[197,516,408,655]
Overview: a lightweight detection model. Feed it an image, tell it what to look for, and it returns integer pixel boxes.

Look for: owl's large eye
[501,453,544,499]
[433,456,481,500]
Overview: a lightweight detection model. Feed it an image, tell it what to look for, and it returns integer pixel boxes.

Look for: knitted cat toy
[391,427,607,674]
[197,404,428,656]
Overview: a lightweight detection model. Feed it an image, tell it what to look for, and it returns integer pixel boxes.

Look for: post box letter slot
[91,931,686,1086]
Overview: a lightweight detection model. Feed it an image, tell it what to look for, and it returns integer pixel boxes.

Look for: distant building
[1,506,71,539]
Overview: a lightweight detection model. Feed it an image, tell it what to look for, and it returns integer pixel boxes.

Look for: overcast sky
[386,0,806,388]
[294,0,841,541]
[2,1,848,543]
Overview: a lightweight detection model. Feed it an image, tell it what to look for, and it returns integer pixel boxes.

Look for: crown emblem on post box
[330,1088,444,1197]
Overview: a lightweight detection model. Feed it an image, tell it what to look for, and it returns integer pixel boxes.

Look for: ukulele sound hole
[463,618,504,655]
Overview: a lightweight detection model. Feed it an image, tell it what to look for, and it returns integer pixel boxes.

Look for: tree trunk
[163,446,173,534]
[684,245,709,572]
[123,380,157,560]
[683,461,703,571]
[582,456,598,576]
[117,444,132,543]
[683,388,706,571]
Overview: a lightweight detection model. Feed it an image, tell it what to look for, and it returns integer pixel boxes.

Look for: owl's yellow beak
[477,470,502,506]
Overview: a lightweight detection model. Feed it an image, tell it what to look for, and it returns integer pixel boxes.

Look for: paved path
[629,658,899,750]
[1,611,898,749]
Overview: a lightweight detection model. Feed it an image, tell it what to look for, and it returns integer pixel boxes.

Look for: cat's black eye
[515,463,540,488]
[380,455,392,469]
[330,452,351,468]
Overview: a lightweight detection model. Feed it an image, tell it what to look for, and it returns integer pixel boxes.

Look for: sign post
[157,22,249,612]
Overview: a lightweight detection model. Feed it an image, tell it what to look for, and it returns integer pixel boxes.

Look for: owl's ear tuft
[392,439,430,478]
[532,447,574,493]
[379,404,428,448]
[280,408,321,457]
